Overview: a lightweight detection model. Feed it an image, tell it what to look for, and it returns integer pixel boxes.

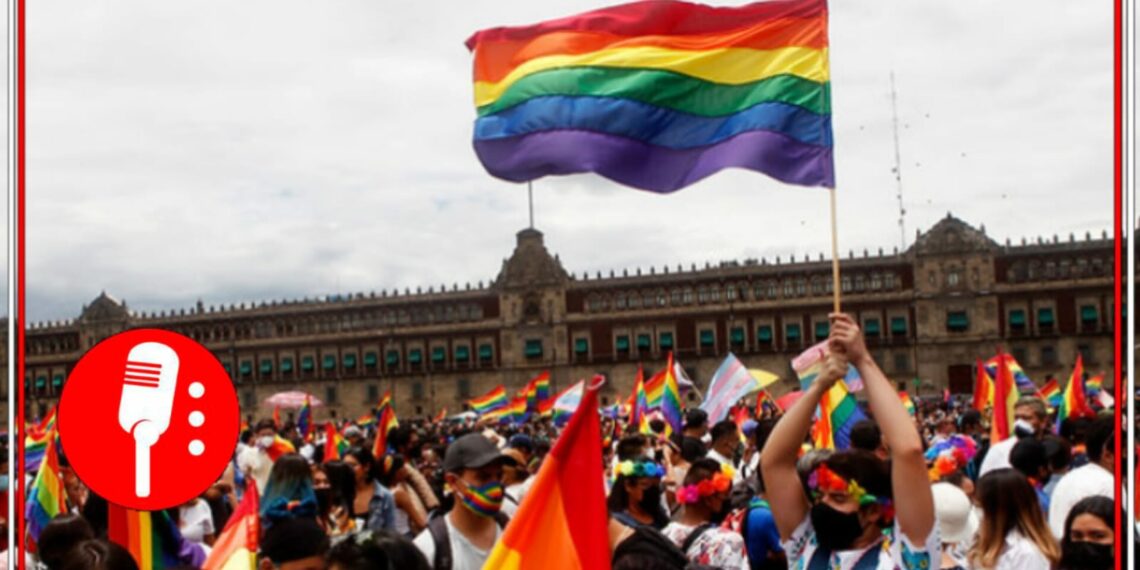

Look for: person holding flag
[761,314,938,568]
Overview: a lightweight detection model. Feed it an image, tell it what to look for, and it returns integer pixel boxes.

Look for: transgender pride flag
[793,340,863,391]
[700,353,778,424]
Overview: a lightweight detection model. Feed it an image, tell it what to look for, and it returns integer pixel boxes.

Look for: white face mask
[257,435,274,449]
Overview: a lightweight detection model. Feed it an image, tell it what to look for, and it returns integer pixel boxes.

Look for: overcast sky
[22,0,1115,323]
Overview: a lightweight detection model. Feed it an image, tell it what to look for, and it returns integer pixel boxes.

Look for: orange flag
[972,358,994,412]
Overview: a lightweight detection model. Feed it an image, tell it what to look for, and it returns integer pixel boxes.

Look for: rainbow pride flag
[811,379,866,450]
[372,392,399,458]
[266,434,296,462]
[1056,355,1095,432]
[108,503,197,569]
[972,358,994,412]
[469,385,510,415]
[551,381,585,426]
[202,480,259,570]
[323,421,349,462]
[466,0,833,193]
[1038,378,1061,407]
[899,391,916,416]
[756,390,781,415]
[483,376,611,569]
[434,408,448,423]
[297,395,313,442]
[991,352,1019,443]
[25,407,58,473]
[654,353,684,435]
[356,412,377,427]
[486,395,529,424]
[521,371,552,412]
[985,353,1035,394]
[1085,373,1104,394]
[25,430,66,544]
[793,340,862,391]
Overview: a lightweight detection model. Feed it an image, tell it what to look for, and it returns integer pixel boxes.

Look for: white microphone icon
[117,342,180,498]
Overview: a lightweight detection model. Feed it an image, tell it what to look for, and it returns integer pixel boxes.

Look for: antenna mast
[890,71,906,251]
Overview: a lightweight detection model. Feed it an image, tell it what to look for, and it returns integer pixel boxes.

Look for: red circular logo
[58,328,239,510]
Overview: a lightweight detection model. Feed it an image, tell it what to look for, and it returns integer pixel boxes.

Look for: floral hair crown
[613,460,666,479]
[808,463,894,521]
[676,463,735,505]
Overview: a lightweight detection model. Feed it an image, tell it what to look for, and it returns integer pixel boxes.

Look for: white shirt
[413,516,502,570]
[1048,462,1113,539]
[178,499,215,544]
[993,530,1052,569]
[236,446,273,495]
[501,481,528,518]
[977,437,1017,479]
[706,449,743,485]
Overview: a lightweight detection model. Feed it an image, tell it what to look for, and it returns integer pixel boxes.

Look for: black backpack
[427,511,510,570]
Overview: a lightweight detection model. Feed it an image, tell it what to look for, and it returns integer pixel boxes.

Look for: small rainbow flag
[482,376,611,570]
[756,390,781,415]
[991,351,1019,442]
[434,408,448,423]
[202,480,260,570]
[25,430,66,544]
[658,352,684,436]
[323,421,349,462]
[266,434,296,462]
[469,385,510,415]
[372,392,399,458]
[629,365,650,433]
[985,353,1035,394]
[521,371,552,413]
[973,358,995,412]
[1085,373,1104,394]
[297,395,314,443]
[1038,378,1062,407]
[107,503,194,569]
[899,391,916,416]
[811,379,866,450]
[356,412,377,427]
[1056,355,1095,432]
[466,0,834,193]
[485,395,529,424]
[25,407,58,473]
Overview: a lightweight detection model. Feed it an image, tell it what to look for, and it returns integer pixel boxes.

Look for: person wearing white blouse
[968,469,1060,569]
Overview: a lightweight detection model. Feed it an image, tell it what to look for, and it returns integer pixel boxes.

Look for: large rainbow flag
[202,480,260,570]
[108,504,204,569]
[466,0,833,193]
[469,385,510,415]
[25,430,66,545]
[482,376,611,569]
[1056,355,1095,432]
[810,379,865,450]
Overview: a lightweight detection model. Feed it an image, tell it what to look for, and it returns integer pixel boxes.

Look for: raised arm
[829,313,934,546]
[759,349,847,539]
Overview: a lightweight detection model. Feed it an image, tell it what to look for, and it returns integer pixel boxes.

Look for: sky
[22,0,1116,323]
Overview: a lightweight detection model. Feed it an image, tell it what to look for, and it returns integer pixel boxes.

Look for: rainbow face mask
[455,479,505,518]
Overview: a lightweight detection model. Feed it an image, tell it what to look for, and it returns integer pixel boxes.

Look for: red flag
[991,351,1018,442]
[972,358,994,412]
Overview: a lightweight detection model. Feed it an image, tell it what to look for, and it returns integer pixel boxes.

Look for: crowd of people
[19,313,1124,569]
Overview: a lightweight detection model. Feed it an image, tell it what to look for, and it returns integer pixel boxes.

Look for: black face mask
[314,488,332,515]
[1060,541,1113,570]
[810,503,865,552]
[638,486,663,514]
[710,499,733,524]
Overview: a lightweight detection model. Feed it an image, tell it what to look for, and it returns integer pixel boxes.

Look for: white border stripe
[6,0,16,564]
[1127,0,1136,562]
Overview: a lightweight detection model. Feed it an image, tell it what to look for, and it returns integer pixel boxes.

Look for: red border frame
[8,0,1130,567]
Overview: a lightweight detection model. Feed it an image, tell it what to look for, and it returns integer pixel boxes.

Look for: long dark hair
[322,460,357,515]
[260,454,317,527]
[970,469,1060,568]
[607,473,669,529]
[1062,495,1114,545]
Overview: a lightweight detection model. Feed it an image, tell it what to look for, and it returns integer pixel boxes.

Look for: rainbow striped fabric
[25,407,58,473]
[1056,355,1095,432]
[656,353,684,435]
[107,504,188,569]
[202,480,260,570]
[323,421,349,462]
[356,412,377,427]
[485,395,529,424]
[1085,373,1104,394]
[991,352,1019,443]
[25,430,66,544]
[899,391,916,416]
[984,354,1035,394]
[466,0,833,193]
[756,390,781,414]
[700,353,777,424]
[1038,378,1062,407]
[521,371,552,412]
[551,381,585,426]
[793,340,862,391]
[483,376,611,569]
[972,358,994,412]
[811,379,865,450]
[372,392,399,458]
[469,385,510,415]
[297,395,313,442]
[266,434,296,462]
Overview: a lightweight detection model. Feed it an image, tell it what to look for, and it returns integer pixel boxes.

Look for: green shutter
[637,334,651,350]
[432,347,446,363]
[260,359,272,374]
[757,326,773,342]
[344,353,357,368]
[1080,305,1098,323]
[478,344,494,360]
[730,328,745,344]
[785,324,800,341]
[525,339,543,358]
[223,363,232,376]
[616,336,630,351]
[699,330,714,347]
[1037,308,1055,325]
[323,355,336,370]
[281,358,294,372]
[574,338,589,354]
[409,349,423,364]
[364,352,378,367]
[52,375,63,388]
[947,312,969,330]
[864,319,881,335]
[35,377,46,389]
[890,317,907,335]
[815,322,829,339]
[455,346,470,361]
[659,332,674,349]
[301,356,315,371]
[1009,310,1026,326]
[240,361,252,375]
[386,351,399,366]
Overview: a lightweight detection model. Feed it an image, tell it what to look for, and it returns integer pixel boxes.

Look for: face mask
[1013,419,1036,439]
[257,436,274,449]
[709,497,733,524]
[810,502,866,552]
[637,484,663,514]
[455,479,504,518]
[1061,541,1113,569]
[314,488,331,514]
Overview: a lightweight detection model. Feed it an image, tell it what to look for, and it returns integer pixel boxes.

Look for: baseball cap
[443,433,511,473]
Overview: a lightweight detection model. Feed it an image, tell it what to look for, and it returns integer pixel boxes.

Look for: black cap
[443,433,510,473]
[684,409,708,429]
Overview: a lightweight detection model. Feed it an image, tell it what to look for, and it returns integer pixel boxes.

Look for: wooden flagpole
[829,188,841,313]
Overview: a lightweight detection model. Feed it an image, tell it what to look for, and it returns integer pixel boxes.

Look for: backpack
[612,525,690,570]
[428,511,510,570]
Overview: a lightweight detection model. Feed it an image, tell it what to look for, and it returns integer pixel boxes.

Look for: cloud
[22,0,1116,322]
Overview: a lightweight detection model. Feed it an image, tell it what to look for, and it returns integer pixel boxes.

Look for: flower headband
[613,460,666,479]
[676,464,735,504]
[808,463,894,521]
